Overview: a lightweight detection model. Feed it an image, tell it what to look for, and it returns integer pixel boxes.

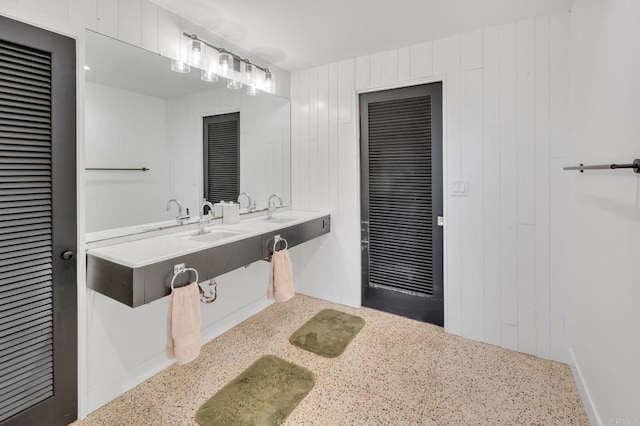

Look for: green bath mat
[289,309,365,358]
[195,355,315,426]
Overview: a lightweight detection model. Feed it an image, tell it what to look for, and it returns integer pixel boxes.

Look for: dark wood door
[360,83,444,326]
[0,15,77,426]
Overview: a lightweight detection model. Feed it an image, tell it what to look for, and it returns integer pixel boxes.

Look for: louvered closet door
[0,16,77,426]
[360,83,443,326]
[203,112,240,204]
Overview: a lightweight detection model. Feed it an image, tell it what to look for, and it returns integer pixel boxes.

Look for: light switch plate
[451,180,470,197]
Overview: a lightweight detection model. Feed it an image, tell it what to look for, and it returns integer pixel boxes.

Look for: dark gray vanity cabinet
[87,215,330,307]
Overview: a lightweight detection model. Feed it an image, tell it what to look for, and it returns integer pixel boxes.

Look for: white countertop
[86,210,329,268]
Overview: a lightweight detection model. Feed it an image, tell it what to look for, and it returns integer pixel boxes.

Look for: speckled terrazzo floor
[74,295,588,425]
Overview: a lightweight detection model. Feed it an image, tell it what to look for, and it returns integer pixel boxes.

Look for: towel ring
[272,234,288,253]
[170,263,199,291]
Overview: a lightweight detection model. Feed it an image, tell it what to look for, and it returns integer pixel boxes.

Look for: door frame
[354,75,449,330]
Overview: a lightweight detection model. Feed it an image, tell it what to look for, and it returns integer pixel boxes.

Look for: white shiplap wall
[291,13,571,363]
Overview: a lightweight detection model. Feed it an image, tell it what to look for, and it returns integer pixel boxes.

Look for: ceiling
[150,0,574,71]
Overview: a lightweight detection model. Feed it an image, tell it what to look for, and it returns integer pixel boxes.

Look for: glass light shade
[227,79,242,90]
[218,52,232,77]
[170,59,190,73]
[244,63,256,86]
[246,85,260,96]
[201,69,218,83]
[187,39,207,69]
[264,70,274,93]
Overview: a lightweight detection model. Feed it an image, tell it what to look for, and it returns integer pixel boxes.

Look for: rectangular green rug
[289,309,366,358]
[195,355,315,426]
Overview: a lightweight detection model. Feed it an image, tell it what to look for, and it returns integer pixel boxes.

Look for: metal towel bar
[563,159,640,173]
[86,167,150,171]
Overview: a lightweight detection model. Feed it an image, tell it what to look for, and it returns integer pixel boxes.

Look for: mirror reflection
[84,30,291,236]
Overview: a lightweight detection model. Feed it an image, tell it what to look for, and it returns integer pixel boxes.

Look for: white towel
[166,282,201,365]
[267,249,295,302]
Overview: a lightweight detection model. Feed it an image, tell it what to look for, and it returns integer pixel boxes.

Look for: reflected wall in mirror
[84,30,291,236]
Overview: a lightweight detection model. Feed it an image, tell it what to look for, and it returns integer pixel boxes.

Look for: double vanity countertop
[86,210,329,269]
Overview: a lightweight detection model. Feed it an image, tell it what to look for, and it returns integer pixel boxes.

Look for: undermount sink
[262,217,298,224]
[185,229,243,243]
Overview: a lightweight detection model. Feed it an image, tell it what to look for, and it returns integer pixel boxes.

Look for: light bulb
[247,85,260,96]
[244,63,256,86]
[219,52,232,77]
[201,69,218,83]
[227,79,242,90]
[170,59,190,73]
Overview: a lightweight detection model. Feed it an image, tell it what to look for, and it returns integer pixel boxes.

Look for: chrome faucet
[166,199,190,225]
[198,199,215,235]
[238,192,255,212]
[267,194,283,219]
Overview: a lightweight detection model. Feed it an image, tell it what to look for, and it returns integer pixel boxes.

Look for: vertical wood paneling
[140,0,158,52]
[398,46,411,81]
[534,15,551,360]
[96,0,118,38]
[483,26,500,128]
[461,68,484,341]
[290,72,300,212]
[461,30,483,71]
[157,7,179,60]
[309,67,319,211]
[117,0,141,46]
[327,63,340,303]
[380,49,399,85]
[39,0,67,21]
[432,38,447,76]
[318,65,330,211]
[549,158,569,363]
[355,56,370,90]
[410,41,433,80]
[550,13,570,158]
[82,0,97,30]
[517,19,536,225]
[298,69,310,209]
[483,126,501,346]
[499,24,519,351]
[369,52,381,88]
[517,223,537,355]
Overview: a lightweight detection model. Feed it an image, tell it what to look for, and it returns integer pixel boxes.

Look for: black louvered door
[0,15,77,426]
[360,83,443,326]
[203,112,240,204]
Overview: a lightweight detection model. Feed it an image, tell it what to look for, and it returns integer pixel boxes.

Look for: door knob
[61,250,75,260]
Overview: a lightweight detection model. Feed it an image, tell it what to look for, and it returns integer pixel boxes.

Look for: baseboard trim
[84,296,273,417]
[569,346,602,426]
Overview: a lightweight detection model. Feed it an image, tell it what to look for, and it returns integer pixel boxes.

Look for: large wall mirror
[84,30,291,239]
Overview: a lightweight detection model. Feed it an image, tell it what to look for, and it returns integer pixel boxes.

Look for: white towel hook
[170,263,199,290]
[272,234,288,253]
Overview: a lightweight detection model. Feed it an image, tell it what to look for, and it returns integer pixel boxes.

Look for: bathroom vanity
[86,211,330,307]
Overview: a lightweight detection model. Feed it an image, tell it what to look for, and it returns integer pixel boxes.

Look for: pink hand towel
[166,282,201,365]
[267,249,295,302]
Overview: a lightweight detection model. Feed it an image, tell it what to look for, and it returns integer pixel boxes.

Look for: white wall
[0,0,290,419]
[568,0,640,424]
[169,87,291,215]
[85,82,173,231]
[290,13,572,362]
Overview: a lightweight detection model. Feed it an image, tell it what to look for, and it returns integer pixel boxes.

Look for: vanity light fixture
[171,32,275,95]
